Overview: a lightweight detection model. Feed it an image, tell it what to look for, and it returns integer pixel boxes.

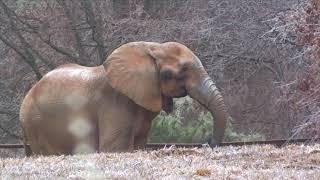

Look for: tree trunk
[313,0,320,11]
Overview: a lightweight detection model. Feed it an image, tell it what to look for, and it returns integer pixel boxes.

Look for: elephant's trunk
[187,72,228,146]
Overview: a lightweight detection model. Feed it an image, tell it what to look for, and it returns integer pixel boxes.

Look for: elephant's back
[45,63,102,83]
[30,65,104,112]
[20,64,105,123]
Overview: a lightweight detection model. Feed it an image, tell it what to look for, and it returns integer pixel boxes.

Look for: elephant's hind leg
[21,127,32,156]
[20,97,43,156]
[20,98,68,155]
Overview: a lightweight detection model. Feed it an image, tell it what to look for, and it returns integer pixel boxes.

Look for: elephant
[19,41,229,156]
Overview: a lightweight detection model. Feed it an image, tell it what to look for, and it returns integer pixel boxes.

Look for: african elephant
[19,41,229,155]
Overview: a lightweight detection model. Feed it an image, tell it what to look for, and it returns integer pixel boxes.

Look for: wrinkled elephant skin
[20,41,229,155]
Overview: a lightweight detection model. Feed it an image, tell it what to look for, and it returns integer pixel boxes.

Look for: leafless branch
[80,0,106,64]
[56,0,88,64]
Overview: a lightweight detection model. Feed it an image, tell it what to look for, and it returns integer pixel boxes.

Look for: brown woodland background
[0,0,319,144]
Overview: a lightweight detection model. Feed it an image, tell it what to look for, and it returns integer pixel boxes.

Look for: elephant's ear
[103,42,163,112]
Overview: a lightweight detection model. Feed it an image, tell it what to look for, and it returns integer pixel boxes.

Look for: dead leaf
[195,167,211,176]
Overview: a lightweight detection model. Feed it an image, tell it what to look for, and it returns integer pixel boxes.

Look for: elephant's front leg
[133,135,148,150]
[133,109,157,150]
[98,109,135,152]
[133,118,153,150]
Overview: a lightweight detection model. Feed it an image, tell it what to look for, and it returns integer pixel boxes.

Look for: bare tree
[0,0,315,144]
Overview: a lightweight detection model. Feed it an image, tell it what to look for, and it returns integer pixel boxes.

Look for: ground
[1,144,320,179]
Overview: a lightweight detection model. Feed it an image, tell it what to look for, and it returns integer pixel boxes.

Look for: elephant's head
[103,41,229,146]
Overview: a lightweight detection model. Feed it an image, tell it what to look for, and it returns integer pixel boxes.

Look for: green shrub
[148,96,265,143]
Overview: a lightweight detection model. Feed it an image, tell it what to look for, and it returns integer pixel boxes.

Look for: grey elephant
[19,41,229,155]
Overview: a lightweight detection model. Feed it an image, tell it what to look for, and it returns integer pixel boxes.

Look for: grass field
[1,144,320,179]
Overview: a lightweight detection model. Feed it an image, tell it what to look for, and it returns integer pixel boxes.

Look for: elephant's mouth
[163,87,188,98]
[172,89,187,98]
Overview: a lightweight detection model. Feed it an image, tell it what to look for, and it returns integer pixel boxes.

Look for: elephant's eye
[160,70,174,80]
[180,64,188,72]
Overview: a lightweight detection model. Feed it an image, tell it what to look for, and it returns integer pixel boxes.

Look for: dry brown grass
[1,144,320,179]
